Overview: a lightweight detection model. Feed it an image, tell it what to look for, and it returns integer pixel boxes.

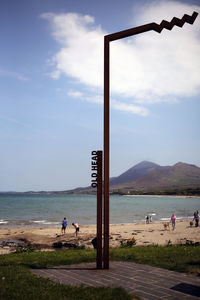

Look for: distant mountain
[2,161,199,196]
[111,161,200,193]
[110,161,160,186]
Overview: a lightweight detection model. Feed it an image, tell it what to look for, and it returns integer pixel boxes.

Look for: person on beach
[72,222,79,236]
[61,217,67,234]
[193,210,199,227]
[171,213,176,230]
[146,215,149,224]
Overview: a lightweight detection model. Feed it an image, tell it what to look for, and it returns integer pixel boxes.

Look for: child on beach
[61,217,67,234]
[72,222,79,236]
[171,213,176,230]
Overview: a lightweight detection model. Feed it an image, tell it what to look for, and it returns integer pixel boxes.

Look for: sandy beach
[0,220,199,254]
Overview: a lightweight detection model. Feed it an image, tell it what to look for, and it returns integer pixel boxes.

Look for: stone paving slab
[32,261,200,299]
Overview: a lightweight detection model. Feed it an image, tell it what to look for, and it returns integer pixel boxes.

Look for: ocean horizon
[0,194,199,228]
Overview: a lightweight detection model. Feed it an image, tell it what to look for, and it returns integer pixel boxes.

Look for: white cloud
[111,99,149,116]
[67,90,83,97]
[41,12,103,88]
[84,95,103,104]
[67,91,149,116]
[41,1,200,114]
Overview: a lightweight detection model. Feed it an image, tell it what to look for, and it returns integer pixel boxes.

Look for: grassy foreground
[0,245,200,299]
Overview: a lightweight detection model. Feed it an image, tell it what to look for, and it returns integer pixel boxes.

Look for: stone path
[32,261,200,299]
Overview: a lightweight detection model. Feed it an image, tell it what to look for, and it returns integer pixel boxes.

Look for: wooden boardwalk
[32,261,200,299]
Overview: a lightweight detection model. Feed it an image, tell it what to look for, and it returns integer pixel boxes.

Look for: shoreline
[0,220,199,255]
[0,216,195,229]
[1,208,197,229]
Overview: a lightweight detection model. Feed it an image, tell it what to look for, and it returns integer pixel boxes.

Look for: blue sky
[0,0,200,192]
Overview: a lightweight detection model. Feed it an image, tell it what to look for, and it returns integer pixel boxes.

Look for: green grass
[110,244,200,274]
[0,248,96,268]
[0,245,199,299]
[1,245,199,274]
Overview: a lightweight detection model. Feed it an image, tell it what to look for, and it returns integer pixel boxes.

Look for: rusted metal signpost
[91,150,103,269]
[103,11,198,269]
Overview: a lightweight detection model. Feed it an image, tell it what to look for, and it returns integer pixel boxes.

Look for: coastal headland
[0,220,199,254]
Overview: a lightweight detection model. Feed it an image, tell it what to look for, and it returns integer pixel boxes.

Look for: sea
[0,194,199,228]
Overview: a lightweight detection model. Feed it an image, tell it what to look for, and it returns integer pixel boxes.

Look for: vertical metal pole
[104,36,110,269]
[97,151,102,269]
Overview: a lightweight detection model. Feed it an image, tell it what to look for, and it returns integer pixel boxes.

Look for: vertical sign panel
[97,151,102,269]
[91,150,103,269]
